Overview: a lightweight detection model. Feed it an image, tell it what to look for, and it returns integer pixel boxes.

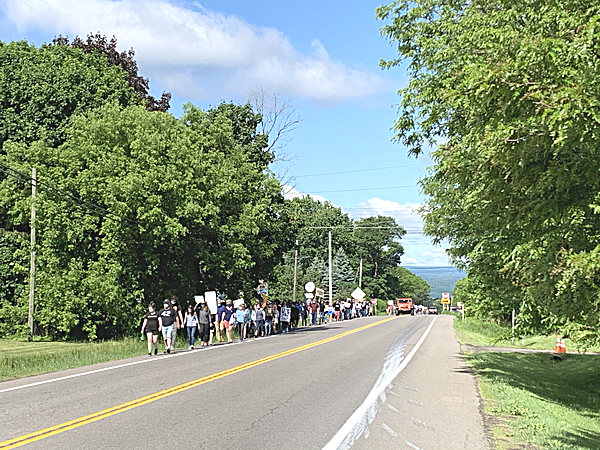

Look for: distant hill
[404,266,465,298]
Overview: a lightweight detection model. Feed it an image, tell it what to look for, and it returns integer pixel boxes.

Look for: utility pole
[28,167,36,342]
[359,258,363,288]
[328,231,333,306]
[292,240,299,304]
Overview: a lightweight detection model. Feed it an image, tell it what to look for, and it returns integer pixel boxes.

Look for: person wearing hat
[158,299,176,353]
[169,296,184,351]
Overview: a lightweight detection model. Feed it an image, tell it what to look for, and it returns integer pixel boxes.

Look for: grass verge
[454,317,600,353]
[465,352,600,450]
[0,337,154,381]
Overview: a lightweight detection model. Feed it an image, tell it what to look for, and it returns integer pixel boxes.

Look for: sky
[0,0,450,266]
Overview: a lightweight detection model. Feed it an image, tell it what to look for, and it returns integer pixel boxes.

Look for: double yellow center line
[0,316,397,449]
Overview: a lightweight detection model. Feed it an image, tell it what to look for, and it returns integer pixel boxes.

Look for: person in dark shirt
[141,302,160,356]
[158,299,177,353]
[220,300,235,343]
[216,299,225,343]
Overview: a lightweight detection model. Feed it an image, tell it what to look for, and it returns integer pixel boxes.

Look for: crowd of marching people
[140,296,375,355]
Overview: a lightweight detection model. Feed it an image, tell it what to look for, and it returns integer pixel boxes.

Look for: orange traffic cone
[560,338,567,353]
[554,336,562,353]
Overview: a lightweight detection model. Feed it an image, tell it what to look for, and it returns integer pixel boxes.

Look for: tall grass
[0,338,150,380]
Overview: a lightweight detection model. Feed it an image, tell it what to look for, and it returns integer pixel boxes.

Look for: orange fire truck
[395,298,414,315]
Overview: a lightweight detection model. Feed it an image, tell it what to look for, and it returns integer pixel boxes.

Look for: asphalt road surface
[0,315,489,450]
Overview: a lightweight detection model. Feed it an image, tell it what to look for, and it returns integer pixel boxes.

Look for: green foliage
[378,0,600,344]
[0,40,138,148]
[1,102,288,339]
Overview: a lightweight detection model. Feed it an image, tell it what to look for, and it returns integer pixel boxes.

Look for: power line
[294,163,424,178]
[298,149,403,161]
[303,185,416,194]
[0,161,135,225]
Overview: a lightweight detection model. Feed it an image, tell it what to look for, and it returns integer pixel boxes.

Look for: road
[0,315,489,450]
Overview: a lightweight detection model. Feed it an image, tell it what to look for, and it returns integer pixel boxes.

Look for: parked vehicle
[395,298,414,315]
[428,306,438,315]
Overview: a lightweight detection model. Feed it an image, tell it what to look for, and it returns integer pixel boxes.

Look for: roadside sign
[371,299,377,305]
[304,281,315,292]
[305,292,314,299]
[316,288,325,297]
[441,298,450,305]
[351,287,366,300]
[233,299,244,308]
[442,292,450,299]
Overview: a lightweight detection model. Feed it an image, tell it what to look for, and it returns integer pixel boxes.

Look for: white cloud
[346,197,450,266]
[282,185,333,206]
[1,0,388,104]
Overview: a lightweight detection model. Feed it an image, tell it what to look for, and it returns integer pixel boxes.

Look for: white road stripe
[0,318,370,394]
[0,335,277,394]
[322,316,439,450]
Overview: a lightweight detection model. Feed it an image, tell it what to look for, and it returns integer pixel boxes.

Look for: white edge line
[0,334,279,394]
[322,316,439,450]
[0,318,370,395]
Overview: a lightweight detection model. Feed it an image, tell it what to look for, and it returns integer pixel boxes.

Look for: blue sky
[0,0,449,266]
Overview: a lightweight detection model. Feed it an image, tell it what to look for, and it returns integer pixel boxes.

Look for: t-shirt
[217,305,226,322]
[222,306,234,322]
[308,303,319,314]
[280,306,291,322]
[144,311,159,332]
[264,306,273,318]
[334,302,341,311]
[198,310,212,325]
[184,312,198,327]
[159,308,177,326]
[255,309,265,321]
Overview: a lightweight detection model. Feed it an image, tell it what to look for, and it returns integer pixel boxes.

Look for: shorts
[223,320,231,330]
[146,329,159,336]
[161,325,174,339]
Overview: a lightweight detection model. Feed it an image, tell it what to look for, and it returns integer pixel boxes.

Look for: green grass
[454,317,600,353]
[0,336,168,381]
[465,352,600,450]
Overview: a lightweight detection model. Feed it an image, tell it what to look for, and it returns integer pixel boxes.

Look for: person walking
[221,300,235,343]
[264,302,274,336]
[308,300,319,326]
[198,304,211,346]
[290,302,299,329]
[169,296,184,350]
[235,304,248,341]
[280,301,291,333]
[184,305,199,350]
[158,299,176,353]
[215,299,225,342]
[254,302,265,337]
[141,302,160,356]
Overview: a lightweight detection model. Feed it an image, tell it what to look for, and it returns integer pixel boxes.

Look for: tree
[0,40,140,149]
[377,0,600,344]
[0,101,289,339]
[386,267,431,304]
[51,34,171,112]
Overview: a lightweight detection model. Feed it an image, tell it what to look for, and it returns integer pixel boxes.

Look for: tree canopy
[378,0,600,345]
